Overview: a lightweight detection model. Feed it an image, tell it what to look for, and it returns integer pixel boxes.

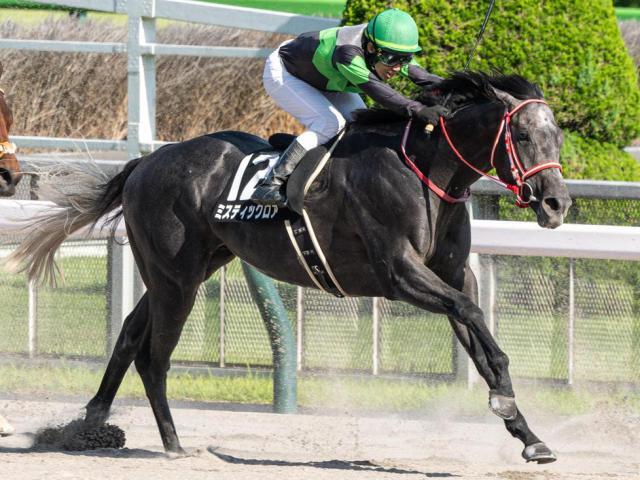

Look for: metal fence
[1,176,638,385]
[470,182,640,385]
[0,0,340,158]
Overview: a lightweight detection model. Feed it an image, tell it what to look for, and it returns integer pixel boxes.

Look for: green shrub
[561,132,640,181]
[343,0,640,148]
[0,1,77,10]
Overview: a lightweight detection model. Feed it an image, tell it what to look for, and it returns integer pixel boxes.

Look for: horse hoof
[166,447,187,459]
[488,393,517,420]
[522,442,557,464]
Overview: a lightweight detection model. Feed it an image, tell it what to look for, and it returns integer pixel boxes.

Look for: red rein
[401,99,563,208]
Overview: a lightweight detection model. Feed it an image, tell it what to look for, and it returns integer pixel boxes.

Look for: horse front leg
[384,251,555,463]
[446,262,556,463]
[445,263,515,416]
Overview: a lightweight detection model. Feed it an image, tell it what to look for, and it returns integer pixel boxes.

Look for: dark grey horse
[8,72,571,463]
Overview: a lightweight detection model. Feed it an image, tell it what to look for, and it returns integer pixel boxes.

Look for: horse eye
[517,131,530,142]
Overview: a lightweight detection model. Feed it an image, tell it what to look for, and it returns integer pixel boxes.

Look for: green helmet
[365,8,421,54]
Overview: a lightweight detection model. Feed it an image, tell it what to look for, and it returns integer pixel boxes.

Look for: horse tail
[5,157,142,285]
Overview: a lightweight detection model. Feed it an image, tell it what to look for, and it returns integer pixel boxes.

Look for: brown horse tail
[5,157,142,285]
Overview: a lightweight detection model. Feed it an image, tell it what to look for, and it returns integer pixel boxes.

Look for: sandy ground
[0,397,638,480]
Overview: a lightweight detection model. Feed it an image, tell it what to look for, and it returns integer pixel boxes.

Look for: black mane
[353,71,544,126]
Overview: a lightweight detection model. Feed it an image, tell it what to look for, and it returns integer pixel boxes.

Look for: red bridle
[401,99,563,208]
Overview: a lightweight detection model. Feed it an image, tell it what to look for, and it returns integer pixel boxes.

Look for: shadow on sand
[208,446,458,477]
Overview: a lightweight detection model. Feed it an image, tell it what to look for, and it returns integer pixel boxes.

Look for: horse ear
[491,86,520,109]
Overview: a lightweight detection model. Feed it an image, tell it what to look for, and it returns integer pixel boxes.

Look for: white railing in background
[2,199,639,384]
[0,0,340,158]
[2,200,639,260]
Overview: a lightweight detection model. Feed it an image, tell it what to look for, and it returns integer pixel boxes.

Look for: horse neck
[412,101,505,199]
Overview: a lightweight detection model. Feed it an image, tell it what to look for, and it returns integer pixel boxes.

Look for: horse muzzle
[524,168,571,228]
[531,193,571,229]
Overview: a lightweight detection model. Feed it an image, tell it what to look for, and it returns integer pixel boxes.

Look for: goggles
[376,49,413,67]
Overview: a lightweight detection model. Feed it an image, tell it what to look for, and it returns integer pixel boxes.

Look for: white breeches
[262,42,366,150]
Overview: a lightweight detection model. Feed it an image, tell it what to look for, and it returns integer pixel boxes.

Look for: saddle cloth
[211,131,347,298]
[212,133,336,222]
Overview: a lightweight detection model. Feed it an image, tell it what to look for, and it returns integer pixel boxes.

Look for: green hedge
[0,1,74,9]
[343,0,640,151]
[561,132,640,181]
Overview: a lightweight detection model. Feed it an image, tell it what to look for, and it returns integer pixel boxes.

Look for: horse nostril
[544,196,561,212]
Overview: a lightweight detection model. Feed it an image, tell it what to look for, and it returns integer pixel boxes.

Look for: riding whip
[425,0,497,133]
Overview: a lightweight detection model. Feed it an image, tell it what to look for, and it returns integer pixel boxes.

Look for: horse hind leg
[85,292,151,425]
[134,246,234,453]
[133,279,200,453]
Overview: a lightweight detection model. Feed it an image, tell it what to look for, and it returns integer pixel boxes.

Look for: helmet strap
[370,12,380,49]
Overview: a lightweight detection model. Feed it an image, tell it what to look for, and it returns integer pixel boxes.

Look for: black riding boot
[251,139,308,207]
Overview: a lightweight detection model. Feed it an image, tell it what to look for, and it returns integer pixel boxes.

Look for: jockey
[252,8,448,207]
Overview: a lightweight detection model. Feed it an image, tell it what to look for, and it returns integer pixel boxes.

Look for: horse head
[489,86,571,228]
[427,72,571,228]
[0,62,21,197]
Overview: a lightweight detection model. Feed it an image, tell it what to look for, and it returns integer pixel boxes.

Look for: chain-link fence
[472,183,640,384]
[1,178,638,385]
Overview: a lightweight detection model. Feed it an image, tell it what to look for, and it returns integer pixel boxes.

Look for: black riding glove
[414,105,450,125]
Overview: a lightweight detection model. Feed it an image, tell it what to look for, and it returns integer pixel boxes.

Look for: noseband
[401,99,563,207]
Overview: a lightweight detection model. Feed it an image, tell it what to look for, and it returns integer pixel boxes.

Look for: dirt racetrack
[0,397,638,480]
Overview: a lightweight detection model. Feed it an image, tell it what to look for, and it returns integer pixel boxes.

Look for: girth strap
[284,131,348,298]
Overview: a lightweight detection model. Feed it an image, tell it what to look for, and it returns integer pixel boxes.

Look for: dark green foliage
[0,1,78,10]
[343,0,640,149]
[561,132,640,181]
[615,1,640,7]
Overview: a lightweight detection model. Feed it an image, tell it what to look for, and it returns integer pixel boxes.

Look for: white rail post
[219,265,226,368]
[568,258,575,385]
[127,0,156,159]
[107,237,136,355]
[372,297,380,375]
[28,280,38,358]
[464,195,499,387]
[463,200,480,387]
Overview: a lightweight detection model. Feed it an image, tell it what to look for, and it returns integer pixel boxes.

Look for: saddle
[269,133,334,215]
